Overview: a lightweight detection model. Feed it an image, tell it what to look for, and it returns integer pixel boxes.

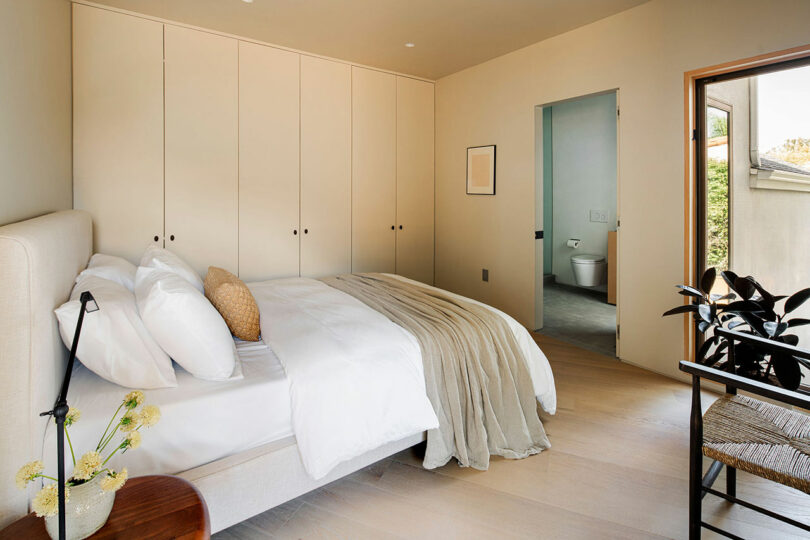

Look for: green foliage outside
[766,137,810,169]
[706,158,729,270]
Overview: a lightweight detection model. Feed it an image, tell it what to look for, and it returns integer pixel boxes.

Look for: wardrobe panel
[239,42,300,281]
[72,4,164,262]
[396,77,435,284]
[164,26,239,276]
[300,56,351,278]
[351,67,396,274]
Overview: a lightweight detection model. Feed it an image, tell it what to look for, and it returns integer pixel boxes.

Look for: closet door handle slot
[170,235,175,241]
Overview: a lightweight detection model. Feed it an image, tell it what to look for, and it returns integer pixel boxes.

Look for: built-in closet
[72,3,434,283]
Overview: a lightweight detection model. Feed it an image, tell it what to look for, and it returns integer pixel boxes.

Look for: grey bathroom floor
[538,283,616,357]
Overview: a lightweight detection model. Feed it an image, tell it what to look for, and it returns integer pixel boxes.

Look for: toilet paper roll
[567,239,581,248]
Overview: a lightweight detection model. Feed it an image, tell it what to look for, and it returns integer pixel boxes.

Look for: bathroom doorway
[534,90,619,358]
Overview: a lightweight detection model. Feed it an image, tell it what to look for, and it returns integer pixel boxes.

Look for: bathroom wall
[549,91,617,289]
[542,107,554,275]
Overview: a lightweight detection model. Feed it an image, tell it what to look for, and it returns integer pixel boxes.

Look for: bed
[0,210,556,532]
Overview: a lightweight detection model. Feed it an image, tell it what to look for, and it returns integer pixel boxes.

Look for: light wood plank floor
[214,335,810,540]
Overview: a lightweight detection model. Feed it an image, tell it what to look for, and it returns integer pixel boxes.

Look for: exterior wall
[708,78,810,346]
[0,0,73,226]
[434,0,810,379]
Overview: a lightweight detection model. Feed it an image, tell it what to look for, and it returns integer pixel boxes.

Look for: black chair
[679,327,810,539]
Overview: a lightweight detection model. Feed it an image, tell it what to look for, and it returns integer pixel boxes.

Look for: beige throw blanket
[321,273,550,470]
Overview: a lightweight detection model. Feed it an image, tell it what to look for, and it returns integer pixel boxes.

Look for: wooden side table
[0,475,209,540]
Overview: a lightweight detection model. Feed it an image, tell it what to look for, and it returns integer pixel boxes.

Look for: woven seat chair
[679,328,810,539]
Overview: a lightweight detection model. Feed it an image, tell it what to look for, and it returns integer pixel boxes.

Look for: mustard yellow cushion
[204,266,260,341]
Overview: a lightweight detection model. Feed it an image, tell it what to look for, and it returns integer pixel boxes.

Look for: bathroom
[535,90,618,357]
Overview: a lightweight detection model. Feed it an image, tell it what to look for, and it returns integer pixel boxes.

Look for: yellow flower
[124,390,144,409]
[32,484,69,518]
[15,460,43,490]
[119,410,141,432]
[100,468,127,492]
[65,407,81,426]
[72,451,101,481]
[123,431,141,451]
[139,405,161,428]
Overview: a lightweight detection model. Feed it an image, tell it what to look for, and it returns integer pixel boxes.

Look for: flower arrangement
[15,391,161,518]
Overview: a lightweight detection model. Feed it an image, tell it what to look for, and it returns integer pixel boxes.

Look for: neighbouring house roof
[759,156,810,176]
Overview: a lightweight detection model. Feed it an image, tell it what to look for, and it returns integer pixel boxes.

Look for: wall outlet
[590,209,608,223]
[482,268,489,282]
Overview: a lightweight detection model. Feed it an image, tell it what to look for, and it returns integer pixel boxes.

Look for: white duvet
[250,276,556,479]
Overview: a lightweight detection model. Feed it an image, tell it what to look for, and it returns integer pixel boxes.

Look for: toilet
[571,254,606,287]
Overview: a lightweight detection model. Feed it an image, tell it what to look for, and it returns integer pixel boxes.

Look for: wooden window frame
[683,44,810,363]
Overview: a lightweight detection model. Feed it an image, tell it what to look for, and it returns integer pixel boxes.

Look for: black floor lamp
[40,291,98,540]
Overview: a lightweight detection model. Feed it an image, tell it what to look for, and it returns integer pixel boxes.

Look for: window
[705,102,730,273]
[749,64,810,190]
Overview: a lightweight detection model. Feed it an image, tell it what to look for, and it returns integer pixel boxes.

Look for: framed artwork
[466,145,496,195]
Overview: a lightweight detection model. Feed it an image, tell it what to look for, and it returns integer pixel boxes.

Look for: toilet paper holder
[566,239,581,249]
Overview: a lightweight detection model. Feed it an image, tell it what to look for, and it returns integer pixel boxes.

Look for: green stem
[97,402,124,451]
[102,444,123,467]
[35,474,59,483]
[98,420,124,453]
[65,426,76,466]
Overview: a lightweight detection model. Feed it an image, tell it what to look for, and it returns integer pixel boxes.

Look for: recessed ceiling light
[405,43,415,48]
[242,0,253,3]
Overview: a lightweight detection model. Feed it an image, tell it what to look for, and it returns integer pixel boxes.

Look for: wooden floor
[214,335,810,540]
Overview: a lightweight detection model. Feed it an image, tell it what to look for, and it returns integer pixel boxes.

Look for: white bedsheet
[250,276,557,480]
[250,278,440,479]
[42,340,292,478]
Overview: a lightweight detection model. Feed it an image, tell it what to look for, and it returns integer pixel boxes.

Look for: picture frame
[466,145,496,195]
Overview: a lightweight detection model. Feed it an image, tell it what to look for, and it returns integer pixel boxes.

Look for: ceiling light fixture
[405,43,415,48]
[241,0,253,3]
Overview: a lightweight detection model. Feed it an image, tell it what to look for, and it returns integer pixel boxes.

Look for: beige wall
[0,0,72,226]
[435,0,810,379]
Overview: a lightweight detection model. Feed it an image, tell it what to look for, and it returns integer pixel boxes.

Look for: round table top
[0,475,210,540]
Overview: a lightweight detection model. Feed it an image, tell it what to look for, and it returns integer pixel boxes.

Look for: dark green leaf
[763,321,788,337]
[734,277,756,300]
[698,304,714,323]
[697,336,718,361]
[698,321,710,333]
[778,334,799,346]
[662,304,698,317]
[676,285,704,299]
[727,320,746,330]
[787,318,810,328]
[785,288,810,314]
[700,268,717,295]
[721,270,739,291]
[771,353,803,390]
[721,300,763,314]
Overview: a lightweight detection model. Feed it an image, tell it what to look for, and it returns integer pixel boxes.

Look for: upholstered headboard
[0,210,92,527]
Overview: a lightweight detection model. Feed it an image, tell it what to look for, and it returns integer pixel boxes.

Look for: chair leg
[689,375,703,540]
[726,466,736,498]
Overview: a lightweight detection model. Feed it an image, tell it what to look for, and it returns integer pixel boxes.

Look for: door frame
[533,88,621,358]
[683,43,810,363]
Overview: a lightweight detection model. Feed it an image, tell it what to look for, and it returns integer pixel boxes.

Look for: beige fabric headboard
[0,210,92,527]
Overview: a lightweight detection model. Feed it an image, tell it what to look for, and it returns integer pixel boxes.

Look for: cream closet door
[72,5,164,262]
[239,42,300,281]
[164,26,238,276]
[396,77,435,284]
[351,67,396,273]
[300,56,351,277]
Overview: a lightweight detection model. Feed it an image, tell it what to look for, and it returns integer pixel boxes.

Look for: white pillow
[55,275,177,389]
[135,267,238,381]
[139,245,204,293]
[77,253,137,291]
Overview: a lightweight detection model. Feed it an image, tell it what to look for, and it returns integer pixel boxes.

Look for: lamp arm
[40,291,95,540]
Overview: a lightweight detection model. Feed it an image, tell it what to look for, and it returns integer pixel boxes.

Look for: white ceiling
[88,0,650,80]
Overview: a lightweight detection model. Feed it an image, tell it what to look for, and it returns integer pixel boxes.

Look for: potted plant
[15,391,161,540]
[664,267,810,390]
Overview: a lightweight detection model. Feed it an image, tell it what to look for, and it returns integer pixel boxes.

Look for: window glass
[754,65,810,172]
